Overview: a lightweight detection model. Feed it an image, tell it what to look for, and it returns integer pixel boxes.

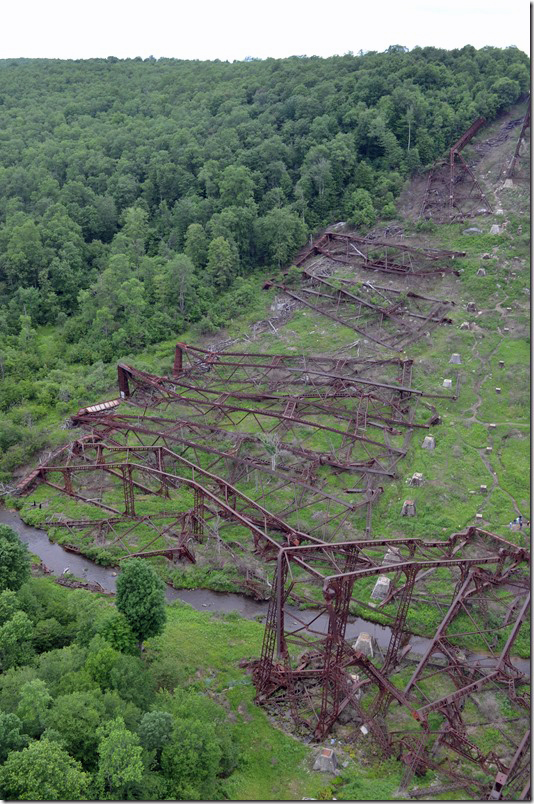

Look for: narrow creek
[0,509,528,676]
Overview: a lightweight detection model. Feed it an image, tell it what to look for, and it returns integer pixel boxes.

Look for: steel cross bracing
[56,433,372,542]
[419,117,493,221]
[110,361,427,476]
[171,342,453,402]
[16,437,334,576]
[507,96,530,180]
[15,343,447,595]
[16,344,444,572]
[287,230,465,278]
[64,350,433,544]
[172,342,421,394]
[251,528,530,798]
[263,269,455,352]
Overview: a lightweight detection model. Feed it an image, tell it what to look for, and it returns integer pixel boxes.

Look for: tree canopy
[0,738,90,800]
[115,559,166,648]
[0,526,31,592]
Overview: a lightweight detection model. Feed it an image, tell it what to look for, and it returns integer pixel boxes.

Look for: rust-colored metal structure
[13,346,438,571]
[288,231,465,278]
[263,270,455,351]
[17,345,449,559]
[419,117,493,220]
[252,529,530,799]
[15,339,529,798]
[507,97,530,179]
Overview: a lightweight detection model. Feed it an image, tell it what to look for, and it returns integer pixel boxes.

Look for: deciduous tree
[115,559,166,650]
[0,525,31,592]
[0,738,90,801]
[96,716,144,799]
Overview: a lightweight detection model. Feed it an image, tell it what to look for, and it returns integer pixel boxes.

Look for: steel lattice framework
[263,269,455,352]
[507,96,530,180]
[286,230,466,278]
[251,529,530,799]
[15,341,530,798]
[16,345,448,576]
[419,117,494,221]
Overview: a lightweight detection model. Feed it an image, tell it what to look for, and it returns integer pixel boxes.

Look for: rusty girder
[16,445,328,568]
[72,409,398,478]
[111,363,414,471]
[171,343,455,406]
[291,231,465,278]
[171,342,422,398]
[263,271,455,351]
[61,435,370,543]
[252,530,529,797]
[419,117,493,220]
[507,96,530,179]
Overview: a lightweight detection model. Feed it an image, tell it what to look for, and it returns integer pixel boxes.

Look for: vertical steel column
[122,465,135,516]
[173,344,184,376]
[118,365,130,398]
[315,546,360,738]
[62,469,73,495]
[193,488,204,540]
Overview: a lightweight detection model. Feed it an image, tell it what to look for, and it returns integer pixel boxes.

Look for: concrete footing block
[354,632,374,657]
[313,747,338,773]
[401,499,416,516]
[370,576,391,602]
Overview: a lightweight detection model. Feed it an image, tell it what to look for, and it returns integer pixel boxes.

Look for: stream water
[0,509,528,675]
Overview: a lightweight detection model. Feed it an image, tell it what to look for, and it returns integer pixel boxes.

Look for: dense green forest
[0,526,244,800]
[0,47,529,479]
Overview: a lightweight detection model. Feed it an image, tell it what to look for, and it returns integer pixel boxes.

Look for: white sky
[2,0,530,60]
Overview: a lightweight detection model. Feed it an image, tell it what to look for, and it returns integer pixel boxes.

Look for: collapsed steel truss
[16,345,449,575]
[252,529,530,799]
[420,117,493,221]
[171,342,420,391]
[264,269,455,352]
[16,351,529,797]
[14,106,531,798]
[289,230,465,278]
[18,434,327,571]
[507,97,530,180]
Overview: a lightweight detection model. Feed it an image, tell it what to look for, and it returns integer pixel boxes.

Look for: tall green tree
[0,611,33,670]
[43,689,106,768]
[16,678,52,738]
[184,222,208,270]
[0,738,90,801]
[206,236,238,291]
[0,712,28,763]
[115,559,166,650]
[96,716,144,799]
[256,207,307,267]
